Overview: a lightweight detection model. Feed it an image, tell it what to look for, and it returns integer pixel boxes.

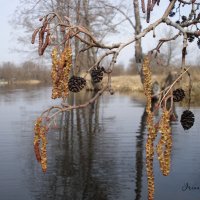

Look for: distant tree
[12,0,124,62]
[133,0,143,80]
[154,27,181,67]
[0,62,16,83]
[126,58,142,75]
[0,61,50,83]
[111,63,126,76]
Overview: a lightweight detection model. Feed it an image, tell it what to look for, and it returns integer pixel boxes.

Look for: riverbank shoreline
[0,79,42,85]
[1,74,199,105]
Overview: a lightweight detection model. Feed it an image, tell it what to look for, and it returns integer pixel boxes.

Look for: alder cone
[91,67,104,83]
[180,110,195,130]
[173,88,185,102]
[188,35,195,43]
[68,76,86,92]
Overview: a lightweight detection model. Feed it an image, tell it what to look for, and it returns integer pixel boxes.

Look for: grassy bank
[101,75,165,93]
[103,75,167,93]
[100,73,200,105]
[0,80,42,86]
[14,80,42,85]
[105,75,143,92]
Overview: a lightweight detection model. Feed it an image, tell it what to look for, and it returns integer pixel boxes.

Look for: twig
[151,32,181,53]
[41,106,63,118]
[159,66,191,106]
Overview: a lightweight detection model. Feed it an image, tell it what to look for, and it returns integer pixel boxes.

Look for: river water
[0,85,200,200]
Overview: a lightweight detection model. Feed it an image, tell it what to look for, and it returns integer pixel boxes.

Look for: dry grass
[85,75,145,92]
[14,80,41,85]
[103,72,199,105]
[177,68,200,105]
[188,69,200,105]
[84,68,200,104]
[105,75,143,92]
[102,75,166,93]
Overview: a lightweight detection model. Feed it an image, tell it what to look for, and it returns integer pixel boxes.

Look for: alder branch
[178,0,200,5]
[41,77,111,126]
[33,0,177,53]
[32,2,200,195]
[151,32,181,53]
[32,0,199,128]
[159,66,191,107]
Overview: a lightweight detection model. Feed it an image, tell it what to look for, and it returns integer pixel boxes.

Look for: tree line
[0,56,196,85]
[0,61,50,84]
[0,60,136,85]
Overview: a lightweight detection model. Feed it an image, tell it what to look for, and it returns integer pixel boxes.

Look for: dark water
[0,85,200,200]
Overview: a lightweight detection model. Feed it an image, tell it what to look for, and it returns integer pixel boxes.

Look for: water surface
[0,85,200,200]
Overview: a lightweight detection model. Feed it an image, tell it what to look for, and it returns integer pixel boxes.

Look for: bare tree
[0,61,50,83]
[12,0,119,59]
[161,28,181,66]
[133,0,144,81]
[0,62,16,83]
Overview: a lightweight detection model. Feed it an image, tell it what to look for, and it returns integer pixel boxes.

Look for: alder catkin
[38,29,45,55]
[38,19,48,56]
[151,0,157,11]
[156,109,172,176]
[40,126,47,173]
[51,43,72,100]
[51,47,60,99]
[147,0,152,23]
[141,0,146,13]
[40,31,51,55]
[34,118,42,162]
[33,117,48,172]
[62,44,72,98]
[142,56,157,200]
[31,28,39,44]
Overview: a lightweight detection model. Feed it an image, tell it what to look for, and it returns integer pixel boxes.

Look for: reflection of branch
[40,82,109,128]
[134,108,147,200]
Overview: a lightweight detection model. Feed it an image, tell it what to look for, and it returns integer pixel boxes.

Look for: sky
[0,0,21,64]
[0,0,199,68]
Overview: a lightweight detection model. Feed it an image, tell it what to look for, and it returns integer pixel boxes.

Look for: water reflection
[28,91,110,200]
[28,90,143,200]
[134,108,147,200]
[0,86,200,200]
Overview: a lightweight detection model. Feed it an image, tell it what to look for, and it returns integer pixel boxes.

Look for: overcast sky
[0,0,199,67]
[0,0,21,64]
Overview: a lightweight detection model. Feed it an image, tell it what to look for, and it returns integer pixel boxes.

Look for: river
[0,85,199,200]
